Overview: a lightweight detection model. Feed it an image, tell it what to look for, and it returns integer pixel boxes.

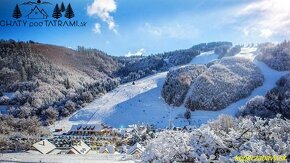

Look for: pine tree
[65,3,74,19]
[60,2,65,12]
[184,109,191,125]
[64,78,70,89]
[52,4,62,19]
[13,4,22,19]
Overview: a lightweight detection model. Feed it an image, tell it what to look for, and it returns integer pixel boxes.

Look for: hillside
[0,40,234,121]
[51,47,290,131]
[256,41,290,71]
[0,40,246,152]
[0,41,120,125]
[238,73,290,119]
[185,56,264,111]
[115,42,234,83]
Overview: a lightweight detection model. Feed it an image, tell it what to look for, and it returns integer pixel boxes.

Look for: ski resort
[1,0,290,162]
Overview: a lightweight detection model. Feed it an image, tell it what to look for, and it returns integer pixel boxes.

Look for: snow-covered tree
[257,41,290,71]
[162,65,207,106]
[142,115,290,162]
[185,56,264,111]
[238,73,290,119]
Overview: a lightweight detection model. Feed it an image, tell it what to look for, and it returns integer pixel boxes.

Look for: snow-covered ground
[50,48,290,131]
[0,153,135,163]
[190,50,218,64]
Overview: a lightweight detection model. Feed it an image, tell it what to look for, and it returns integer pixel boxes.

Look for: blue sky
[0,0,289,56]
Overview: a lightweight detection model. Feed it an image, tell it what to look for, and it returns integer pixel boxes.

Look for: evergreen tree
[64,78,70,89]
[13,4,22,19]
[184,109,191,125]
[65,3,75,19]
[52,4,62,19]
[60,2,65,12]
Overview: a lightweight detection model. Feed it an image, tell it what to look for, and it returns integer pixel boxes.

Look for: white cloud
[87,0,117,33]
[237,0,290,38]
[260,29,273,38]
[140,23,199,39]
[125,48,146,57]
[93,23,101,34]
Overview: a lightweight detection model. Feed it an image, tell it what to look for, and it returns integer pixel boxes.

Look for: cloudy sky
[0,0,289,56]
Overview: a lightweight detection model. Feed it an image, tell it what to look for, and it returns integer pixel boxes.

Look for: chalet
[99,145,115,154]
[27,6,48,19]
[67,141,91,154]
[31,140,56,154]
[127,143,145,156]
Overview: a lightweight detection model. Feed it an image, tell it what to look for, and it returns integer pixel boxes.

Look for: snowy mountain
[51,47,290,132]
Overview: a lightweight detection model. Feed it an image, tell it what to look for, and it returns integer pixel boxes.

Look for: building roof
[67,148,79,154]
[32,140,56,154]
[69,124,103,132]
[71,141,91,154]
[99,145,115,154]
[127,143,145,155]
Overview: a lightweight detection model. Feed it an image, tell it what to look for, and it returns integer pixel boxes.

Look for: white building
[127,143,145,156]
[67,141,91,154]
[68,124,103,135]
[31,140,56,154]
[99,145,115,154]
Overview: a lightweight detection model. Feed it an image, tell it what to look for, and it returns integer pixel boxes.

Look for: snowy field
[0,153,135,163]
[50,48,290,131]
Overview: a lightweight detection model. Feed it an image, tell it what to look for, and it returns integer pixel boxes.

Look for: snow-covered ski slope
[51,48,289,131]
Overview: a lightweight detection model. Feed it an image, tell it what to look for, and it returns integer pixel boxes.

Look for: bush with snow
[162,65,207,106]
[185,57,264,111]
[142,115,290,162]
[0,115,50,151]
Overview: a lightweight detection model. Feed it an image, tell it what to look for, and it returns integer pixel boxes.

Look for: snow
[190,50,218,64]
[50,48,290,131]
[0,153,135,163]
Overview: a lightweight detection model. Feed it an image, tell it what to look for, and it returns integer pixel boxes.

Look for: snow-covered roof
[48,149,62,155]
[69,124,103,132]
[127,143,145,155]
[32,140,56,154]
[99,145,115,154]
[71,141,91,154]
